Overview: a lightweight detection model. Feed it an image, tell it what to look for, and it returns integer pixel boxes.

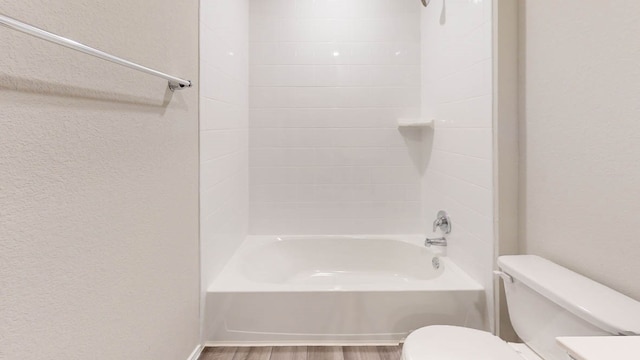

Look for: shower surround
[200,0,497,344]
[249,0,423,235]
[420,0,494,331]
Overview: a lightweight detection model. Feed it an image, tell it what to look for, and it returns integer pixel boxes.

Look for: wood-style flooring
[199,346,403,360]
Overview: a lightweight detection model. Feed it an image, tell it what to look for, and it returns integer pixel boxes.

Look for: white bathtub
[204,235,485,345]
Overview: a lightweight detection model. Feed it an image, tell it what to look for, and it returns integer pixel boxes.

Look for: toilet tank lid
[498,255,640,335]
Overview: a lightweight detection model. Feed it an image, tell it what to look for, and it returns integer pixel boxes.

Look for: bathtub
[204,235,485,346]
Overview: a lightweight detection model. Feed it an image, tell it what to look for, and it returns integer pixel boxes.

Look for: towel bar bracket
[169,80,192,91]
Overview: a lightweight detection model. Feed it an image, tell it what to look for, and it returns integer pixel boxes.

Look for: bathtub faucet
[432,210,452,234]
[425,237,447,247]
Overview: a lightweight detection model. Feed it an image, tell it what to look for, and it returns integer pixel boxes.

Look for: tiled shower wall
[249,0,423,234]
[200,0,249,334]
[420,0,494,331]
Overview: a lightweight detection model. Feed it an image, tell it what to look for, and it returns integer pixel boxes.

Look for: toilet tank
[498,255,640,360]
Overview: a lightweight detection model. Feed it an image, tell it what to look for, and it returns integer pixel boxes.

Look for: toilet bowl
[402,255,640,360]
[403,326,541,360]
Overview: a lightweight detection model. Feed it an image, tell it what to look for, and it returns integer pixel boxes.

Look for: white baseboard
[187,344,204,360]
[203,340,401,347]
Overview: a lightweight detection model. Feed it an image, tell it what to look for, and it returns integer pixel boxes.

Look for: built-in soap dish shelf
[397,118,435,129]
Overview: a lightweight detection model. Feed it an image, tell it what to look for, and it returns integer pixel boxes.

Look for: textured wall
[420,0,494,331]
[200,0,250,341]
[520,0,640,300]
[0,1,200,359]
[248,0,423,235]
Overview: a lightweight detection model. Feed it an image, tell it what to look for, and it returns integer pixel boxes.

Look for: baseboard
[203,340,402,347]
[187,344,204,360]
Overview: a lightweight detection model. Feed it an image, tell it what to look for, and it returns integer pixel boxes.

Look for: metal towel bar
[0,13,192,91]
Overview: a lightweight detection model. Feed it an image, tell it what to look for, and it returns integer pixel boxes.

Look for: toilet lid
[403,326,525,360]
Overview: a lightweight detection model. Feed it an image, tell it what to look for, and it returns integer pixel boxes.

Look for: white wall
[0,1,200,359]
[248,0,423,235]
[493,0,520,341]
[519,0,640,300]
[200,0,250,338]
[420,0,494,331]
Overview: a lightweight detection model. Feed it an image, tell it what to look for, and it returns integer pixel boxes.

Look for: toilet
[402,255,640,360]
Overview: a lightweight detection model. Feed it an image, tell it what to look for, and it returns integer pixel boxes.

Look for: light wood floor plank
[230,347,250,360]
[245,347,273,360]
[308,346,344,360]
[270,346,308,360]
[343,346,383,360]
[227,347,273,360]
[201,346,401,360]
[376,346,402,360]
[200,347,238,360]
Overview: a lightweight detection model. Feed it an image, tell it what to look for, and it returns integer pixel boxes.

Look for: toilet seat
[402,326,541,360]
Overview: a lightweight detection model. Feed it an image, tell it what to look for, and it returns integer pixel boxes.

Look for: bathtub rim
[208,234,484,293]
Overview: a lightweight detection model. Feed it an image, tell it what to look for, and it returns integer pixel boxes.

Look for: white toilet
[402,255,640,360]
